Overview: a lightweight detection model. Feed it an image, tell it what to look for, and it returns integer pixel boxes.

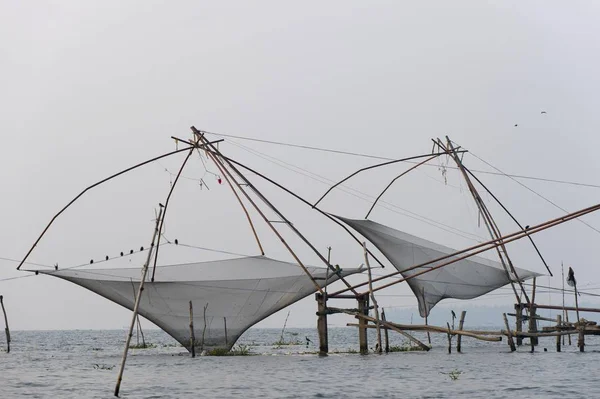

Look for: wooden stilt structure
[556,315,561,352]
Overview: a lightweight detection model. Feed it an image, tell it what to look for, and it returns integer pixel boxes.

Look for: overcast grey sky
[2,1,600,331]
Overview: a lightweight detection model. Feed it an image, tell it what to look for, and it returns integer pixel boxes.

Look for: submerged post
[515,304,523,346]
[565,310,572,345]
[316,293,328,355]
[357,295,369,354]
[224,317,228,347]
[578,326,585,352]
[529,278,538,347]
[446,322,452,354]
[456,311,466,353]
[363,242,382,353]
[503,313,516,352]
[0,296,10,354]
[189,301,195,358]
[382,308,390,353]
[556,315,562,352]
[114,206,163,397]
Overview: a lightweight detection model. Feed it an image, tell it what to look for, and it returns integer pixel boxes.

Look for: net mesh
[39,256,361,350]
[338,217,541,317]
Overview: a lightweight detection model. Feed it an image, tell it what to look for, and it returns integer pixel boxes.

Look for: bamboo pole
[347,324,502,342]
[200,303,208,352]
[189,301,195,357]
[16,145,202,271]
[556,315,562,352]
[198,134,325,294]
[456,311,466,353]
[363,243,382,353]
[503,313,516,352]
[114,206,163,397]
[381,308,390,353]
[0,296,10,353]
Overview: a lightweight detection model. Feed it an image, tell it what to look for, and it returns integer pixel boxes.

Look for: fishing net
[338,217,540,317]
[39,256,361,350]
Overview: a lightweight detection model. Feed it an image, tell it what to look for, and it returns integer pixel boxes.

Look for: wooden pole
[556,315,561,352]
[357,295,369,354]
[503,313,516,352]
[0,296,10,354]
[578,326,585,352]
[515,304,523,346]
[316,293,328,355]
[529,278,538,346]
[189,301,195,357]
[456,311,466,353]
[381,308,390,353]
[446,322,452,354]
[348,323,500,342]
[574,283,580,323]
[114,206,163,397]
[200,303,208,352]
[565,310,572,345]
[224,317,228,347]
[363,243,382,353]
[425,315,431,345]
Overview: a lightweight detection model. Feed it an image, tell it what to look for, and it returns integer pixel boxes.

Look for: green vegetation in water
[206,344,252,356]
[441,369,462,381]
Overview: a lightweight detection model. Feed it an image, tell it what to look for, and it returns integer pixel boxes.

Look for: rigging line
[0,257,54,268]
[467,151,600,236]
[205,131,600,189]
[228,140,486,242]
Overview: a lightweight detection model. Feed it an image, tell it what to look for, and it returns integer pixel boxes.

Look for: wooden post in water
[446,322,452,354]
[357,295,369,355]
[565,310,572,345]
[0,296,10,354]
[515,304,523,346]
[189,301,195,358]
[578,326,585,352]
[529,278,538,347]
[382,308,390,353]
[114,206,163,397]
[456,311,466,353]
[316,293,328,355]
[363,242,382,353]
[556,315,562,352]
[503,313,516,352]
[224,317,228,347]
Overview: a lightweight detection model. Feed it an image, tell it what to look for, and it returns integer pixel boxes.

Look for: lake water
[1,328,598,398]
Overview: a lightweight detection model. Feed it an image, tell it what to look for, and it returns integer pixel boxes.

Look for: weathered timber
[456,311,466,353]
[515,304,523,346]
[363,243,382,353]
[446,322,452,354]
[189,301,195,358]
[316,293,328,355]
[0,296,9,353]
[347,324,501,342]
[503,313,516,352]
[529,278,538,347]
[357,295,369,354]
[556,315,561,352]
[381,308,390,353]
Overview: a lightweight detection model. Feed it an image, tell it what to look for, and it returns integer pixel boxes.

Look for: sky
[1,1,600,332]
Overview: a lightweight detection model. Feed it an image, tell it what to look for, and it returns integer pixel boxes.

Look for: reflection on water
[0,328,598,398]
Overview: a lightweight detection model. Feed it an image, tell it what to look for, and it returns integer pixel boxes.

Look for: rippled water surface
[1,328,598,398]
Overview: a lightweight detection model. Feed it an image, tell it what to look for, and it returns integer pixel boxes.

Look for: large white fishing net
[39,256,361,350]
[338,217,540,317]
